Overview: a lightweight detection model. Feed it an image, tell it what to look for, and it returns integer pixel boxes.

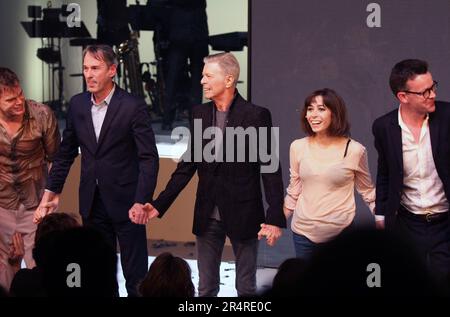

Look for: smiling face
[0,85,26,120]
[83,52,116,98]
[200,62,234,101]
[305,95,332,136]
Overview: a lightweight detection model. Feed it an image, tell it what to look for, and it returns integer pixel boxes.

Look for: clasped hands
[33,191,60,224]
[129,202,159,224]
[257,224,282,247]
[34,189,158,225]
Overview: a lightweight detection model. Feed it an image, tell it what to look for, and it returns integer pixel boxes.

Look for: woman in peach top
[284,88,375,260]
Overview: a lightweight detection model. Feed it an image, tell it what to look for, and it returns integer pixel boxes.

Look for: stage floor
[117,255,277,297]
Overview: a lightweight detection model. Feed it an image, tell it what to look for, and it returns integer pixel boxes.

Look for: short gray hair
[204,52,240,86]
[83,44,118,67]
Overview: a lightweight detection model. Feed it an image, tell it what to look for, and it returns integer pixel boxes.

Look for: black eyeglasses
[403,81,438,99]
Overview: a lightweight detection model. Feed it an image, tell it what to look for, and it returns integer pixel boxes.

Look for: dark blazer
[47,86,159,222]
[153,94,286,240]
[372,101,450,229]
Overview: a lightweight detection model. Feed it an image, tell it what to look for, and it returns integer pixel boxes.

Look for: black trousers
[394,205,450,292]
[83,188,148,297]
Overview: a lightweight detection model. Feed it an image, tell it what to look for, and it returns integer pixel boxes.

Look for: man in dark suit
[139,52,286,296]
[372,59,449,288]
[33,45,159,296]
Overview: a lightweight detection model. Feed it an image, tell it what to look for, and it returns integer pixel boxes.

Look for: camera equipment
[21,1,91,117]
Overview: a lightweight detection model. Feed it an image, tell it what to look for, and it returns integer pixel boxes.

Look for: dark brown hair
[82,44,118,66]
[0,67,20,96]
[389,59,428,96]
[35,212,80,243]
[301,88,350,137]
[139,252,195,297]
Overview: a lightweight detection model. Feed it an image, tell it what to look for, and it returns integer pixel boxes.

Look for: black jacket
[153,94,286,240]
[372,101,450,229]
[47,87,159,222]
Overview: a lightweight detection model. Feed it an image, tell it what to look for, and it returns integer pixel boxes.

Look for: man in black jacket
[372,59,450,287]
[140,52,285,296]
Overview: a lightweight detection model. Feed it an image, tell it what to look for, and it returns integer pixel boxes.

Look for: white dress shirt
[91,84,115,141]
[398,105,449,215]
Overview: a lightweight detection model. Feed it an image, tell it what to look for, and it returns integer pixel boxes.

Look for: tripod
[36,37,64,117]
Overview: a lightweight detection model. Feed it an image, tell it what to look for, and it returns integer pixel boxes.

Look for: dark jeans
[292,232,318,261]
[394,206,450,290]
[196,219,258,297]
[293,222,355,261]
[83,188,148,297]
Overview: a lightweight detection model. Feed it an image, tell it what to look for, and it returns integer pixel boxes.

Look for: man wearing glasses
[372,59,449,292]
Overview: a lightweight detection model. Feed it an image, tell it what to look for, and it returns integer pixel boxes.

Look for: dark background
[251,0,450,266]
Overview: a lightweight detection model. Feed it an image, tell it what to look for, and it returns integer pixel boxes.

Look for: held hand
[33,207,47,225]
[33,192,59,224]
[258,226,277,246]
[258,224,282,247]
[129,203,145,224]
[143,203,159,220]
[129,203,160,225]
[257,225,269,241]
